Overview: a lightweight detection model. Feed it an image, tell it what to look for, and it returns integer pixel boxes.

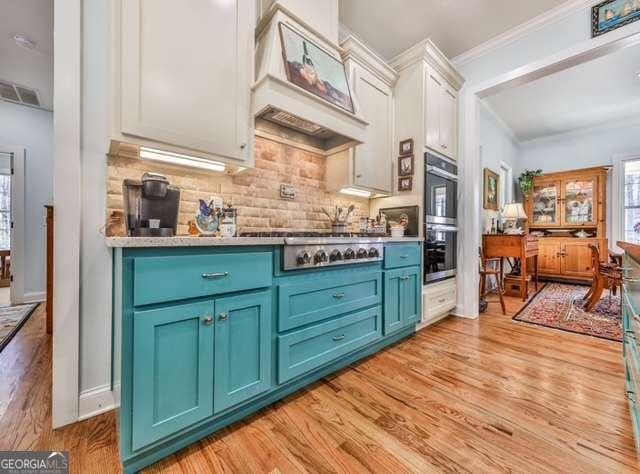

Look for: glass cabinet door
[531,182,560,226]
[562,178,597,226]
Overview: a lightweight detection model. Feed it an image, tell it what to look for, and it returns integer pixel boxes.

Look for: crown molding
[340,34,397,86]
[390,38,465,90]
[452,0,593,67]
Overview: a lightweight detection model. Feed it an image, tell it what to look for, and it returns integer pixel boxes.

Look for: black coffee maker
[123,173,180,237]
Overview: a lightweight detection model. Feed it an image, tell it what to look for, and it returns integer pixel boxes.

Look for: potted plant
[517,169,543,197]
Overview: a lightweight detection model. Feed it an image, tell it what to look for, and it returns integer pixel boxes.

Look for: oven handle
[426,224,458,232]
[426,166,458,181]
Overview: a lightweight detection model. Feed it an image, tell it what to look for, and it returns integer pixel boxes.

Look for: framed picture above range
[278,22,354,113]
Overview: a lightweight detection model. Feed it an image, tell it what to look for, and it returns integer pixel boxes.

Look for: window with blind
[624,159,640,244]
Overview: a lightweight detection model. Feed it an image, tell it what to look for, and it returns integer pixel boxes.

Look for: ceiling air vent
[0,80,42,108]
[15,86,41,107]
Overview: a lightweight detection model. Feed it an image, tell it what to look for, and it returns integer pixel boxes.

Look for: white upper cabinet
[326,36,396,194]
[115,0,254,165]
[425,66,458,160]
[350,62,394,192]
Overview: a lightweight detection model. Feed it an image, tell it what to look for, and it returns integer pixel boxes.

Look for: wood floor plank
[0,295,637,473]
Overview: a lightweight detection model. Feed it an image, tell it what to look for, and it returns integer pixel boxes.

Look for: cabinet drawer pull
[399,255,409,259]
[332,334,345,341]
[400,276,410,281]
[332,292,345,299]
[218,312,229,321]
[627,391,637,404]
[356,174,363,178]
[202,316,214,326]
[437,297,447,304]
[624,276,640,283]
[202,272,229,279]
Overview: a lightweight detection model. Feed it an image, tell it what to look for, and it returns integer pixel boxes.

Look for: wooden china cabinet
[524,166,610,281]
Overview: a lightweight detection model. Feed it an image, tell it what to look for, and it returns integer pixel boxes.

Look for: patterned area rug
[513,283,622,342]
[0,303,38,352]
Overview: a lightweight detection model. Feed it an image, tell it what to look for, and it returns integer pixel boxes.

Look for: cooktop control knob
[314,250,328,264]
[356,248,368,259]
[344,248,355,260]
[368,247,379,258]
[296,251,311,265]
[329,249,343,262]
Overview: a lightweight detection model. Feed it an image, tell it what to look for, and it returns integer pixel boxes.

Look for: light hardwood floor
[0,296,637,473]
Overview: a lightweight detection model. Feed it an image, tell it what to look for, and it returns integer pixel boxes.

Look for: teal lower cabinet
[383,266,422,335]
[622,247,640,454]
[214,290,272,413]
[132,300,215,451]
[115,242,422,473]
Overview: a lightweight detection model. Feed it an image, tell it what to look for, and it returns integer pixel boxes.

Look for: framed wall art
[279,22,354,112]
[483,168,499,211]
[592,0,640,37]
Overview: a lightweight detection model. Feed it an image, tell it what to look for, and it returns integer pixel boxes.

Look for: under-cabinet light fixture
[139,147,226,172]
[339,187,371,198]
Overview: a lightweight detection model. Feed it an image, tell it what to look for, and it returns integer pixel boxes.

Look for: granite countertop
[105,236,423,248]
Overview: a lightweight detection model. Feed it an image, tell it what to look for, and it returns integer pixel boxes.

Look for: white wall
[78,0,113,414]
[516,117,640,174]
[479,103,519,232]
[0,100,53,299]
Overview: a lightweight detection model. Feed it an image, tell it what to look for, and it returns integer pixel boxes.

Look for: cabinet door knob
[442,144,448,149]
[218,312,229,321]
[240,143,246,150]
[203,316,214,325]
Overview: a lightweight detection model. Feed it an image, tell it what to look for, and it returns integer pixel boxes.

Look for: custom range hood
[253,3,368,151]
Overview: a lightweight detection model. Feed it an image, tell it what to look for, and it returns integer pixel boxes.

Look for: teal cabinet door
[402,266,421,326]
[383,270,403,335]
[214,290,272,413]
[384,266,421,334]
[132,301,214,451]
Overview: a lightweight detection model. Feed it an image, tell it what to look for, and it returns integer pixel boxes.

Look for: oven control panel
[283,243,383,270]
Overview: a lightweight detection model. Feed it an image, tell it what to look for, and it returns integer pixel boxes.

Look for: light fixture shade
[502,202,527,219]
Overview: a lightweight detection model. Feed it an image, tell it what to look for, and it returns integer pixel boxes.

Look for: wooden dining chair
[479,246,506,315]
[583,244,622,312]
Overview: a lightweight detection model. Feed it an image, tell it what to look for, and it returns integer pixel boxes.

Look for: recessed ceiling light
[13,34,37,50]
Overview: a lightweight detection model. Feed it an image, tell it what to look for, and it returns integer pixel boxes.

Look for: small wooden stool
[479,248,506,315]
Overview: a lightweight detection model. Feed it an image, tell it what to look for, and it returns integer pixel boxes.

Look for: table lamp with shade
[502,202,527,234]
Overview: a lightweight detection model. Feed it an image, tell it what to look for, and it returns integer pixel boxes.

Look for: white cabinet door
[425,69,442,154]
[120,0,252,163]
[425,67,458,161]
[439,85,457,160]
[352,65,393,192]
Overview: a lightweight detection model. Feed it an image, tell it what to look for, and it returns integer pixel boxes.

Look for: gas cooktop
[239,231,384,238]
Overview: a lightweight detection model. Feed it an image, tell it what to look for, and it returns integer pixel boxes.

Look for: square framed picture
[399,138,414,156]
[278,22,354,113]
[483,168,499,211]
[398,154,414,177]
[592,0,640,37]
[398,176,413,192]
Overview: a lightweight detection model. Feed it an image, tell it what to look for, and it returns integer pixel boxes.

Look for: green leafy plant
[517,169,543,196]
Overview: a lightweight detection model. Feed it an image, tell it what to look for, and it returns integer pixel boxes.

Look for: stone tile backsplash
[107,136,370,235]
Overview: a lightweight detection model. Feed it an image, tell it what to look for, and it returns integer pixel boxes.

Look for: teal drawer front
[133,252,273,306]
[626,369,640,454]
[277,306,382,383]
[132,300,214,451]
[384,243,421,269]
[278,271,382,331]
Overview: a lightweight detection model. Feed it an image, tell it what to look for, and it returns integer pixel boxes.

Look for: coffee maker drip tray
[131,227,175,237]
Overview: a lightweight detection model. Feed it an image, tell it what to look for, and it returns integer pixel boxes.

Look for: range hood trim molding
[253,3,368,147]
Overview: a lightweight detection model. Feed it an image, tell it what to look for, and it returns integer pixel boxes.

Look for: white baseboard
[23,291,46,303]
[78,384,115,420]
